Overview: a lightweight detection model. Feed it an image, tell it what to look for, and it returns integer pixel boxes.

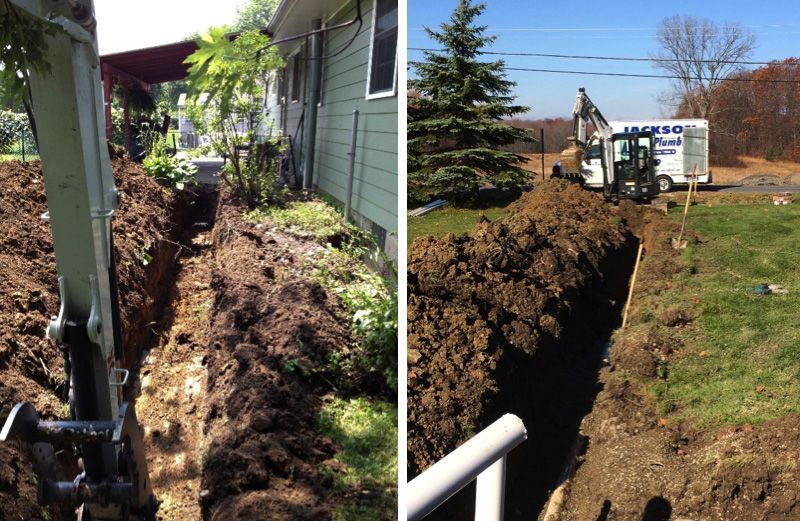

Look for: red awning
[100,40,199,85]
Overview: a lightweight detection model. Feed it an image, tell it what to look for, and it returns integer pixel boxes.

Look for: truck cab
[606,131,658,200]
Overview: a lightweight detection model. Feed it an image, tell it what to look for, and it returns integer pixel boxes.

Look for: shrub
[0,111,27,154]
[141,131,197,190]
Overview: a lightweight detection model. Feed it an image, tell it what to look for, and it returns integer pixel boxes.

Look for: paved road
[192,158,224,186]
[670,184,800,193]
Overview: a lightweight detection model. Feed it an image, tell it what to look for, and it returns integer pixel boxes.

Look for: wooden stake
[621,241,644,329]
[675,162,698,246]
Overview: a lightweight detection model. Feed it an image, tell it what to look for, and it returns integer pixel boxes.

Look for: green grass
[0,154,39,161]
[247,200,349,243]
[407,204,511,245]
[317,397,398,520]
[652,203,800,428]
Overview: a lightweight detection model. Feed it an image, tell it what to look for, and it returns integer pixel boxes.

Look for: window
[291,51,302,103]
[367,0,397,97]
[585,144,601,160]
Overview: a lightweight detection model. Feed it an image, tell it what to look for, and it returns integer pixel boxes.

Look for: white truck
[568,119,710,193]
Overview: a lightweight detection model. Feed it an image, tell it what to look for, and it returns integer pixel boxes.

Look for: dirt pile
[0,158,179,518]
[408,181,650,517]
[199,194,354,520]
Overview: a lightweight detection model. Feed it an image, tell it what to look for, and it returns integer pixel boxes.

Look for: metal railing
[407,414,527,521]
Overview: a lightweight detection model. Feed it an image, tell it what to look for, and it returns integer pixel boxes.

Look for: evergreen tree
[408,0,532,204]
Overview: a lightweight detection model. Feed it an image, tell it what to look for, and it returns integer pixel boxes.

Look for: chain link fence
[0,111,39,162]
[2,126,39,162]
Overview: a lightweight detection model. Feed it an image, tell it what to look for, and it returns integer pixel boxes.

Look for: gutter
[266,0,294,34]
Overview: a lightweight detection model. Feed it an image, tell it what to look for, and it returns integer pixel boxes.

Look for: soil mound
[200,195,354,520]
[0,158,178,518]
[408,180,631,476]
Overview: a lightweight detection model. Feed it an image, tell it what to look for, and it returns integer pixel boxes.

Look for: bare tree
[653,16,756,119]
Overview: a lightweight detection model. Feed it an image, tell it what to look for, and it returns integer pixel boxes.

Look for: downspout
[344,109,359,221]
[302,19,323,189]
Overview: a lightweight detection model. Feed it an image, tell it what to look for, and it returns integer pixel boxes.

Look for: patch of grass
[248,196,398,393]
[408,204,511,245]
[317,397,397,520]
[246,200,350,243]
[653,203,800,428]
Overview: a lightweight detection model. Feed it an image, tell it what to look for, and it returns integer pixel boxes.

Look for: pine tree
[408,0,532,204]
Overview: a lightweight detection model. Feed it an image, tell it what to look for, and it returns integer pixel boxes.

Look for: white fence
[407,414,527,521]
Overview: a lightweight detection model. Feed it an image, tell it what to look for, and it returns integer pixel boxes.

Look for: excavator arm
[1,1,157,519]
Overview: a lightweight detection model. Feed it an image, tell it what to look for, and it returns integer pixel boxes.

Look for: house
[264,0,398,261]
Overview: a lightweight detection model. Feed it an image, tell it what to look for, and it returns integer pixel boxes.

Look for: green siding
[266,0,397,236]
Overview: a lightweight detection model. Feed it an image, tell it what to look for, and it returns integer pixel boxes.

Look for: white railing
[407,414,528,521]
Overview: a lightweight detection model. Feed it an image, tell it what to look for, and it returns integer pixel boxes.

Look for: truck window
[585,144,601,160]
[615,139,631,161]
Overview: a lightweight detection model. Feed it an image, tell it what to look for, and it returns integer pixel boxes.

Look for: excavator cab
[604,131,659,200]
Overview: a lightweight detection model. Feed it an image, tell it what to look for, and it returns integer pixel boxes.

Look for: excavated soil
[0,159,375,521]
[199,193,355,520]
[135,189,217,520]
[0,158,179,519]
[407,181,642,518]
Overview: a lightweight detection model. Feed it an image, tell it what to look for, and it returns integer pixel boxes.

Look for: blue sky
[408,0,800,120]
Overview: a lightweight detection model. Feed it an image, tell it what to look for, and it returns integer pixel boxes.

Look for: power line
[409,47,800,67]
[503,67,800,84]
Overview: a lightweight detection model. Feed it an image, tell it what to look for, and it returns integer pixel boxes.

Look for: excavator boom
[1,1,156,519]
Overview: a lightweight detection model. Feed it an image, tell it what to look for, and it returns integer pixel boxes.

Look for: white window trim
[365,0,397,100]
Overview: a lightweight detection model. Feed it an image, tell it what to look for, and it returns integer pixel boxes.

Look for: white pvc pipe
[475,455,507,521]
[407,414,527,521]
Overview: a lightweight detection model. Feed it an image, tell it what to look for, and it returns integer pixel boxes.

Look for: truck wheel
[657,175,673,193]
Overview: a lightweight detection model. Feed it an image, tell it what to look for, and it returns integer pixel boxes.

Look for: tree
[653,15,756,119]
[234,0,279,32]
[1,0,63,143]
[184,27,283,207]
[408,0,532,204]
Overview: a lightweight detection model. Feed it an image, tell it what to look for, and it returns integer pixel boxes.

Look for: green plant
[134,243,153,266]
[184,28,283,207]
[0,110,27,154]
[1,0,65,141]
[408,0,532,203]
[141,131,198,190]
[339,266,398,393]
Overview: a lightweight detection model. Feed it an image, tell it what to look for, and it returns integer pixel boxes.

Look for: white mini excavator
[1,1,157,519]
[553,88,659,201]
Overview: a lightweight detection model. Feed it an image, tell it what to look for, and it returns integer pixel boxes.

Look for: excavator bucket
[559,138,585,178]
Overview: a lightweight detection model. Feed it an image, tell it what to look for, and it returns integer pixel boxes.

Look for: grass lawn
[407,204,511,245]
[0,154,39,162]
[653,203,800,427]
[317,397,398,520]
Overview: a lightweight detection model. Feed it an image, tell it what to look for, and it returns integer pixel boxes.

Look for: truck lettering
[655,137,682,147]
[623,125,684,135]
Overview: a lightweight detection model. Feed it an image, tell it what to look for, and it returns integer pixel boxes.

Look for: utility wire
[409,47,800,67]
[503,67,800,84]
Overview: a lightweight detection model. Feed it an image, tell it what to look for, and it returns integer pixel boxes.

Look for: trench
[127,187,219,520]
[430,230,640,521]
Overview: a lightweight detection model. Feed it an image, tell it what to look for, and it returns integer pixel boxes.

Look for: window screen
[369,0,397,95]
[291,52,302,102]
